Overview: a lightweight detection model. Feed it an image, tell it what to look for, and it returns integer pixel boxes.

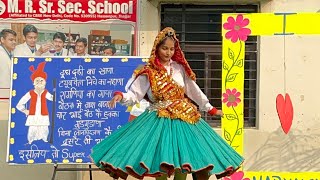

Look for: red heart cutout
[276,93,294,134]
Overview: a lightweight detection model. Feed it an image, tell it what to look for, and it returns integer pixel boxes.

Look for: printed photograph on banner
[0,23,135,56]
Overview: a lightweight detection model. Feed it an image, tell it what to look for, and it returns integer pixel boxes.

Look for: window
[161,4,258,127]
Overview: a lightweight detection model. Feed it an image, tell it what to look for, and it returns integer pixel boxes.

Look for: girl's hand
[216,110,223,117]
[108,94,122,109]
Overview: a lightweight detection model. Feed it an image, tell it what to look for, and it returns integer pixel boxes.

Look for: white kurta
[16,90,53,126]
[0,46,12,93]
[14,42,41,56]
[122,60,213,112]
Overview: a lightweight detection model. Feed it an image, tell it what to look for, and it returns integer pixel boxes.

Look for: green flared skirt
[90,111,243,179]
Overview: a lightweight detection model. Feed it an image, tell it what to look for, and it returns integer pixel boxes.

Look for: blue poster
[7,56,146,164]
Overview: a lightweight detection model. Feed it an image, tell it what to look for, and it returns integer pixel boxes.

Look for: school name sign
[0,0,137,22]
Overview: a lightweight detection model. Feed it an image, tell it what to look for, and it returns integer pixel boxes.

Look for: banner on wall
[0,0,137,22]
[7,56,146,164]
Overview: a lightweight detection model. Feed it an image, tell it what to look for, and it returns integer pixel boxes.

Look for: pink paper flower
[223,14,251,43]
[223,171,250,180]
[223,88,241,107]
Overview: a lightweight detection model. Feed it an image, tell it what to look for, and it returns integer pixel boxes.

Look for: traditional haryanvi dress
[90,27,243,179]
